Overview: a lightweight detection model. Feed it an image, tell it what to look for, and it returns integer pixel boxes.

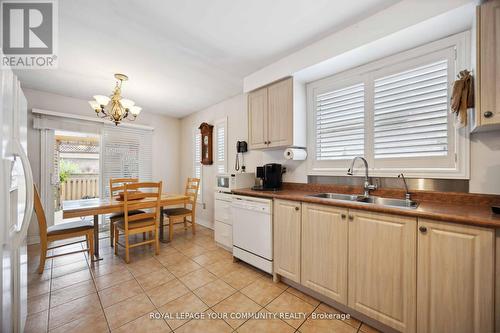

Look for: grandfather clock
[198,122,213,165]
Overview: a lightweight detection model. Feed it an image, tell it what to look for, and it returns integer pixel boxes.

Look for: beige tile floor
[25,224,381,333]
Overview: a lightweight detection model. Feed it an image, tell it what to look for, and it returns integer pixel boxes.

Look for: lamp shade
[93,95,110,106]
[120,98,135,109]
[88,100,100,110]
[129,106,142,116]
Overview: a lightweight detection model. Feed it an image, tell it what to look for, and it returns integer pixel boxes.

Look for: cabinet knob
[419,226,427,233]
[348,215,354,220]
[295,206,300,211]
[484,111,493,118]
[341,213,347,219]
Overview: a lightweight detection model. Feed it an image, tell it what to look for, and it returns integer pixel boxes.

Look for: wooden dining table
[62,193,190,261]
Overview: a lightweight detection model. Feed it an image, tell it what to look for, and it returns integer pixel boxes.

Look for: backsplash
[308,175,469,193]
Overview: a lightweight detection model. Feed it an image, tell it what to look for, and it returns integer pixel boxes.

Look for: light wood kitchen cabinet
[267,78,293,147]
[248,77,305,149]
[475,0,500,130]
[273,199,301,283]
[248,87,268,149]
[417,219,494,333]
[301,203,348,304]
[348,210,416,333]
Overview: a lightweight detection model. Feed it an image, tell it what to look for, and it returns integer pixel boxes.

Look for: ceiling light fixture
[88,73,142,125]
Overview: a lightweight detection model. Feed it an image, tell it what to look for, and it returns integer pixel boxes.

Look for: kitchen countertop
[232,187,500,228]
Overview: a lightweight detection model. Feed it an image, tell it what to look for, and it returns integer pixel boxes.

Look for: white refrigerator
[0,67,34,332]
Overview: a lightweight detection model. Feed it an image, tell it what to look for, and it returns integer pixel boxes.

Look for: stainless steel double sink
[307,193,418,209]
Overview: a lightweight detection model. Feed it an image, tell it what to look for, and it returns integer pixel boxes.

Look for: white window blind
[215,118,227,174]
[101,125,152,198]
[315,83,364,160]
[374,60,449,159]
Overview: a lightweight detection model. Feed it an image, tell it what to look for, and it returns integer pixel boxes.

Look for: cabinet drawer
[215,199,232,225]
[214,221,232,248]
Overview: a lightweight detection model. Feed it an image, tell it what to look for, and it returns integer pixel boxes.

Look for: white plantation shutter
[101,125,152,198]
[374,60,449,159]
[315,83,364,160]
[193,129,202,201]
[308,36,468,178]
[215,118,227,174]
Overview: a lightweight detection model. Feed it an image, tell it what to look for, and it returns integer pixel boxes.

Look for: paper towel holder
[284,147,307,161]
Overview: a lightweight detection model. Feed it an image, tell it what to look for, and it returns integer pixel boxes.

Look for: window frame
[307,32,470,179]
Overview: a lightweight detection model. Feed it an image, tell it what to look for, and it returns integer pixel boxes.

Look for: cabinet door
[267,78,293,148]
[301,204,347,304]
[248,87,268,149]
[348,210,416,333]
[478,0,500,126]
[417,219,494,333]
[273,199,301,283]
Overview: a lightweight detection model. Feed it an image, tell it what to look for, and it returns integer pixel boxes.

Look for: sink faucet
[398,173,411,201]
[347,156,377,197]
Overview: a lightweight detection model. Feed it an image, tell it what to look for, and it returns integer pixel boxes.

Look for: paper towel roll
[284,148,307,160]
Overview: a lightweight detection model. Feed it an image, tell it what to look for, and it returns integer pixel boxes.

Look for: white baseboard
[196,218,213,230]
[28,235,40,245]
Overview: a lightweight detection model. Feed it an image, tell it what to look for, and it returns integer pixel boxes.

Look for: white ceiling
[16,0,399,118]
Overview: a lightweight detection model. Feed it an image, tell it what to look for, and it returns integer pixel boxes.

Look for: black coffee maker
[253,163,285,191]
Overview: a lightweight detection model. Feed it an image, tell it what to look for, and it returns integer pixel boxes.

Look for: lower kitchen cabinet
[273,199,301,283]
[301,203,348,304]
[348,210,417,333]
[417,219,494,333]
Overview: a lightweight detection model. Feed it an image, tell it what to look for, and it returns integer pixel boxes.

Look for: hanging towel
[450,70,474,128]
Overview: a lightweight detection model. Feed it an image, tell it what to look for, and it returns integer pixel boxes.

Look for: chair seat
[110,209,145,220]
[116,218,156,230]
[47,220,94,236]
[163,207,192,217]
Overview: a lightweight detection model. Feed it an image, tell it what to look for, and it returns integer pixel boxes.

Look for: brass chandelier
[88,73,142,125]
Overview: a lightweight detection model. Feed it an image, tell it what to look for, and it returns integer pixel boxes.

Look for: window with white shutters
[215,118,227,174]
[193,128,202,201]
[373,60,449,159]
[316,83,364,160]
[307,33,469,178]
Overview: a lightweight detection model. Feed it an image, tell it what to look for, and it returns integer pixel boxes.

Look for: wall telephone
[235,141,247,171]
[236,141,247,153]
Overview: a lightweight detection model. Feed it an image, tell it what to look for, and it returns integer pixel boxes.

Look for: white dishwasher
[231,195,273,274]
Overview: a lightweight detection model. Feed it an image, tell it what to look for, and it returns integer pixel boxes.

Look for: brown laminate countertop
[232,187,500,229]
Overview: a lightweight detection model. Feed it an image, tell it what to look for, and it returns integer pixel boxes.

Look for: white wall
[25,88,181,242]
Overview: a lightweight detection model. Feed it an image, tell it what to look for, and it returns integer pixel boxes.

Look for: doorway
[52,131,100,225]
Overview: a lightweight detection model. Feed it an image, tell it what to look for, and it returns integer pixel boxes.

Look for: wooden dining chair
[109,178,145,247]
[113,181,162,263]
[33,185,94,274]
[163,178,200,241]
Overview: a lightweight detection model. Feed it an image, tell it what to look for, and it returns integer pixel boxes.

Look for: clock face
[203,136,208,145]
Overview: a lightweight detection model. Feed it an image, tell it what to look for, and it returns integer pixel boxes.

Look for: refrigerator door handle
[10,140,34,243]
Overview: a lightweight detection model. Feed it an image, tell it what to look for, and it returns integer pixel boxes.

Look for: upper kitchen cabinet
[474,0,500,130]
[248,77,306,150]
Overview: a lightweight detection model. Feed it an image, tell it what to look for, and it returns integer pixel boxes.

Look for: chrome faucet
[398,173,411,201]
[347,156,377,197]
